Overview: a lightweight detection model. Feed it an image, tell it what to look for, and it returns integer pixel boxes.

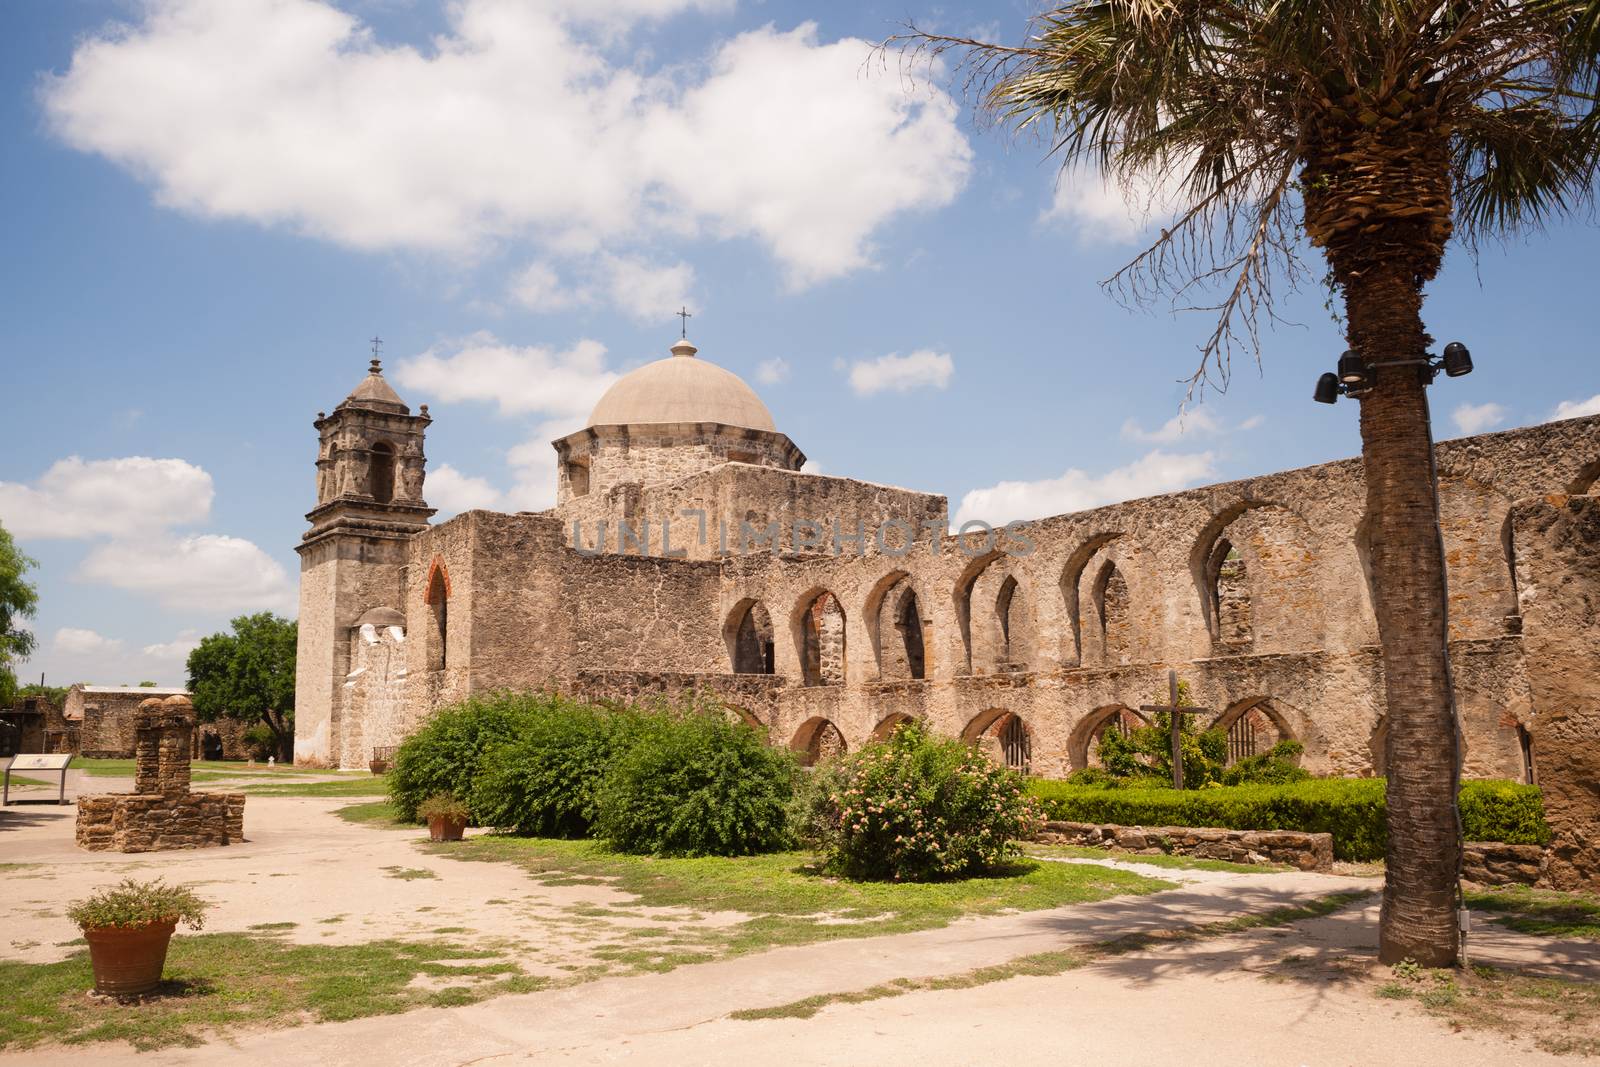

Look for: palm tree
[896,2,1600,966]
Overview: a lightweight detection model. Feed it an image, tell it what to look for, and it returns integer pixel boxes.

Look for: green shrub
[594,709,796,856]
[1220,740,1312,786]
[68,878,208,931]
[470,701,643,837]
[1027,777,1547,861]
[388,693,551,822]
[795,720,1044,881]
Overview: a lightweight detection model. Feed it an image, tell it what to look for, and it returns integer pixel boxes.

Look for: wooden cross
[1140,669,1211,790]
[676,306,692,339]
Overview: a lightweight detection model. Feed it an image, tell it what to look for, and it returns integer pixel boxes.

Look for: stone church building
[293,340,1600,784]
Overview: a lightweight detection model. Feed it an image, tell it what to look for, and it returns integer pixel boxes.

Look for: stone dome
[586,339,777,433]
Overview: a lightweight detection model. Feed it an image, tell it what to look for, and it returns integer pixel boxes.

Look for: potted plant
[67,878,208,996]
[419,792,469,842]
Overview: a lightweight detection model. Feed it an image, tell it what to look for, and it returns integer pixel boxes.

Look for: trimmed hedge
[1026,778,1549,861]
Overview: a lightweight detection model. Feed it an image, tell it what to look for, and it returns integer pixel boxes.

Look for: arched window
[1093,561,1130,663]
[1206,538,1253,651]
[962,709,1033,773]
[996,575,1021,670]
[426,562,449,671]
[369,441,396,504]
[797,591,846,686]
[792,717,847,767]
[727,600,775,675]
[894,589,926,680]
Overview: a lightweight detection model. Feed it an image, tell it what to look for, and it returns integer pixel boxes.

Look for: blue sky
[3,0,1597,688]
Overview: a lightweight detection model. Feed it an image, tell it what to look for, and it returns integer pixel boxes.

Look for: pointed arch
[425,557,449,671]
[953,549,1006,674]
[1210,696,1296,765]
[865,571,929,681]
[1059,533,1120,667]
[871,712,916,741]
[1067,704,1150,771]
[961,708,1033,772]
[1191,500,1322,653]
[793,589,846,686]
[791,716,846,767]
[725,598,775,675]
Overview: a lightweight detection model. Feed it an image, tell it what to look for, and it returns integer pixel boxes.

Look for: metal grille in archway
[1228,715,1257,764]
[999,715,1031,773]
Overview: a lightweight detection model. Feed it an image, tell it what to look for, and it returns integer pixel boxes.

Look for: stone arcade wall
[307,410,1599,786]
[1511,493,1600,891]
[76,696,245,853]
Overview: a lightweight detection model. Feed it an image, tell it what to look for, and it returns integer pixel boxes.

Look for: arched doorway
[725,599,775,675]
[791,717,847,767]
[962,708,1034,773]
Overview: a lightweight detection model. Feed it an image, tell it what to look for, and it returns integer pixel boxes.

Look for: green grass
[440,835,1174,957]
[1374,961,1600,1057]
[731,889,1373,1021]
[4,774,51,788]
[0,934,543,1051]
[239,777,390,797]
[1024,843,1288,874]
[1466,885,1600,939]
[336,800,409,827]
[75,758,335,780]
[382,866,437,881]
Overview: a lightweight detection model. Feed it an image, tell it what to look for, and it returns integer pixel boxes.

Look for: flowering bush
[797,720,1043,881]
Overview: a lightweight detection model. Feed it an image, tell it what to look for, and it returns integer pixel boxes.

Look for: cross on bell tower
[676,307,692,339]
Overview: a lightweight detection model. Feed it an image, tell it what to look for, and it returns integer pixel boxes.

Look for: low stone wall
[76,792,246,853]
[1033,819,1334,872]
[1463,841,1546,887]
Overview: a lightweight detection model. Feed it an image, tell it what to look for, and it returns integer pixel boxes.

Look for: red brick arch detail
[425,557,452,603]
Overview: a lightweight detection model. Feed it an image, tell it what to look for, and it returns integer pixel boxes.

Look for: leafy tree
[19,683,69,707]
[137,680,159,688]
[186,613,296,761]
[0,522,39,707]
[898,0,1600,967]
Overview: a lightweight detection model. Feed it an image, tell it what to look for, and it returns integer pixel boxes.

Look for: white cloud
[1552,394,1600,421]
[27,627,199,687]
[953,450,1217,526]
[507,253,696,322]
[395,333,618,422]
[1120,407,1224,445]
[141,630,202,662]
[1042,164,1186,244]
[0,456,212,539]
[43,2,970,288]
[77,535,295,613]
[1239,414,1266,431]
[848,350,954,396]
[54,627,123,656]
[756,358,790,385]
[1451,402,1507,435]
[425,463,506,518]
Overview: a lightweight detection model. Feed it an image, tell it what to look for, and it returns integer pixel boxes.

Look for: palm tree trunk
[1344,262,1462,968]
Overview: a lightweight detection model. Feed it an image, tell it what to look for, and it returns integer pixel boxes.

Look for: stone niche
[75,696,245,853]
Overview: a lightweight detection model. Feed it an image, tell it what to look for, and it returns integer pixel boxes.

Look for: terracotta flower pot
[369,759,388,775]
[428,815,466,842]
[84,920,177,996]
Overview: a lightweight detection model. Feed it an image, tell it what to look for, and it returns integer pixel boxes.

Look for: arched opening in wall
[725,599,776,675]
[369,441,397,504]
[866,572,928,681]
[791,717,847,767]
[953,551,1005,674]
[1211,697,1295,765]
[1501,512,1523,630]
[1067,705,1149,771]
[1368,716,1389,778]
[1060,534,1120,668]
[1092,560,1131,664]
[1204,538,1253,652]
[871,712,916,741]
[200,731,224,761]
[795,590,846,687]
[961,708,1033,773]
[1518,722,1536,785]
[1192,501,1323,655]
[996,575,1023,671]
[426,559,450,671]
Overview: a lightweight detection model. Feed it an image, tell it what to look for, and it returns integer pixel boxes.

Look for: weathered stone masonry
[76,696,245,853]
[294,341,1599,875]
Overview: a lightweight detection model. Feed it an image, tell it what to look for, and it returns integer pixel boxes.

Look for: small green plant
[417,793,470,822]
[1392,958,1423,981]
[67,879,208,931]
[794,719,1044,882]
[1221,740,1312,786]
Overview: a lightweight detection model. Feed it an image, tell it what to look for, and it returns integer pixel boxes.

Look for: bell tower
[293,353,434,766]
